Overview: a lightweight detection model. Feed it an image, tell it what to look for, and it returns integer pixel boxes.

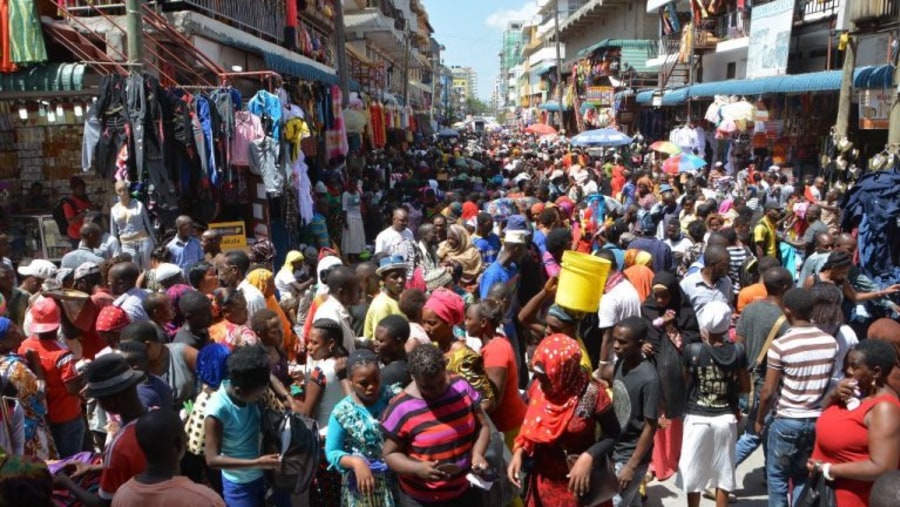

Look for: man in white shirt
[218,250,267,317]
[374,208,415,255]
[594,249,642,365]
[313,265,360,353]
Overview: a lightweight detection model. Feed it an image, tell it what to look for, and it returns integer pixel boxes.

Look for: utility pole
[333,0,349,107]
[888,62,900,148]
[402,31,410,106]
[834,29,856,139]
[124,0,144,70]
[553,0,563,131]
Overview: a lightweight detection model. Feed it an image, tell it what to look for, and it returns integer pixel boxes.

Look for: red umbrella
[526,124,557,135]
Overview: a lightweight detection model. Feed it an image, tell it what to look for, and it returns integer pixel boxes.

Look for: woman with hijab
[640,271,701,482]
[437,224,483,285]
[0,318,56,459]
[507,334,621,507]
[274,250,310,301]
[246,269,299,361]
[623,249,655,302]
[422,288,495,411]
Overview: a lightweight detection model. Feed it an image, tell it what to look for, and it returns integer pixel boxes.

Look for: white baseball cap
[17,259,58,280]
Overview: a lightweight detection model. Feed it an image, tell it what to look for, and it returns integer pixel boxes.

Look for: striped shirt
[767,325,837,419]
[381,376,481,503]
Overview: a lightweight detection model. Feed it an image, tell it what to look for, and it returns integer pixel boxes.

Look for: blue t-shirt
[472,233,501,264]
[479,261,517,300]
[137,374,174,410]
[205,380,262,484]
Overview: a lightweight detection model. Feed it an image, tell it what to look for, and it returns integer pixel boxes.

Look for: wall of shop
[561,4,658,58]
[700,51,748,82]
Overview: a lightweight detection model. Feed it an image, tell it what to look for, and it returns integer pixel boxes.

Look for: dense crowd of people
[0,128,899,507]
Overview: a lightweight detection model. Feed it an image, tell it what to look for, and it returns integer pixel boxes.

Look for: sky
[422,0,541,101]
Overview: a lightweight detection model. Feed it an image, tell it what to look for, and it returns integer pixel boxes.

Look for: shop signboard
[208,221,247,249]
[858,89,890,130]
[585,86,614,106]
[746,0,795,79]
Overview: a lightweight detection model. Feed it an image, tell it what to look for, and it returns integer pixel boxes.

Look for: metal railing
[63,0,287,45]
[795,0,841,23]
[658,33,682,56]
[714,10,751,41]
[849,0,900,23]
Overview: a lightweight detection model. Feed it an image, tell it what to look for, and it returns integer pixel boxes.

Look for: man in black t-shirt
[680,301,750,505]
[605,316,659,507]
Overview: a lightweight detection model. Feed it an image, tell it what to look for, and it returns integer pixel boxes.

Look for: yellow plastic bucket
[555,251,611,313]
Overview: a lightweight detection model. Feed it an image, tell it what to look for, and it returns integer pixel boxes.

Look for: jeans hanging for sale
[196,95,217,185]
[142,76,177,211]
[126,73,145,181]
[93,75,129,180]
[248,135,282,195]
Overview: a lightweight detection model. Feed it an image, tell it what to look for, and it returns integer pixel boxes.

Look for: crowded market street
[1,1,899,507]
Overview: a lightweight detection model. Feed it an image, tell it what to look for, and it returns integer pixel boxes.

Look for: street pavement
[645,445,768,506]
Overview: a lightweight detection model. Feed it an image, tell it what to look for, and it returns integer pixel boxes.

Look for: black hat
[84,353,144,399]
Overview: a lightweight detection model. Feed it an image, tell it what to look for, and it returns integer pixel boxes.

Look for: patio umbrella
[663,153,708,174]
[525,123,557,135]
[437,128,460,138]
[570,128,632,147]
[649,141,682,155]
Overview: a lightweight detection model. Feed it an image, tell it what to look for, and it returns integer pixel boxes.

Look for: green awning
[0,63,86,93]
[577,39,655,58]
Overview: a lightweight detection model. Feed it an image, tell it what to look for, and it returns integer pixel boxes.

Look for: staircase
[41,18,127,75]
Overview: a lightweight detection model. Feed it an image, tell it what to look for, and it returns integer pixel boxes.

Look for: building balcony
[849,0,900,26]
[64,0,287,45]
[795,0,841,24]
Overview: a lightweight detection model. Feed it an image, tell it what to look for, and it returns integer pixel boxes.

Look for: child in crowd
[118,341,174,410]
[113,409,224,507]
[325,349,397,506]
[373,314,411,390]
[142,292,175,342]
[204,344,281,507]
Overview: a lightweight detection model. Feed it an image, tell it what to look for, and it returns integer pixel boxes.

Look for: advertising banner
[747,0,796,79]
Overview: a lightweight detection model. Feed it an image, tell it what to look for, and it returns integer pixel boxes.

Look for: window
[726,62,736,79]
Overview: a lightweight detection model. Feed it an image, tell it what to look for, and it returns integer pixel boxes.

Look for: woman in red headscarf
[508,334,621,507]
[422,288,495,411]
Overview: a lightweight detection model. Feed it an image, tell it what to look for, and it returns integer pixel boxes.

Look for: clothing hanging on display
[7,0,46,65]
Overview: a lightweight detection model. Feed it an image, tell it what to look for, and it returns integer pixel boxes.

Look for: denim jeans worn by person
[766,417,816,507]
[735,372,772,465]
[50,416,86,459]
[613,461,650,507]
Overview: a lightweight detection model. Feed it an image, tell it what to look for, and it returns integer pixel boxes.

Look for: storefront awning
[264,53,338,84]
[854,65,895,89]
[577,39,655,58]
[0,63,87,93]
[538,101,571,112]
[529,62,554,77]
[686,65,895,99]
[635,88,688,106]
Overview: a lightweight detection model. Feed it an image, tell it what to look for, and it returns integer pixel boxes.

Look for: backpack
[52,198,74,235]
[259,405,320,494]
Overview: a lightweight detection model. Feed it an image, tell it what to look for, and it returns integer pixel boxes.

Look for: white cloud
[485,3,541,30]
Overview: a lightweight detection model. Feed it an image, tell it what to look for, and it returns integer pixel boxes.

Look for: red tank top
[811,394,900,507]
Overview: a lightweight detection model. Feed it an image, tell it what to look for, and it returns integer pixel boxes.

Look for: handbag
[565,452,618,507]
[564,381,618,507]
[795,470,837,507]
